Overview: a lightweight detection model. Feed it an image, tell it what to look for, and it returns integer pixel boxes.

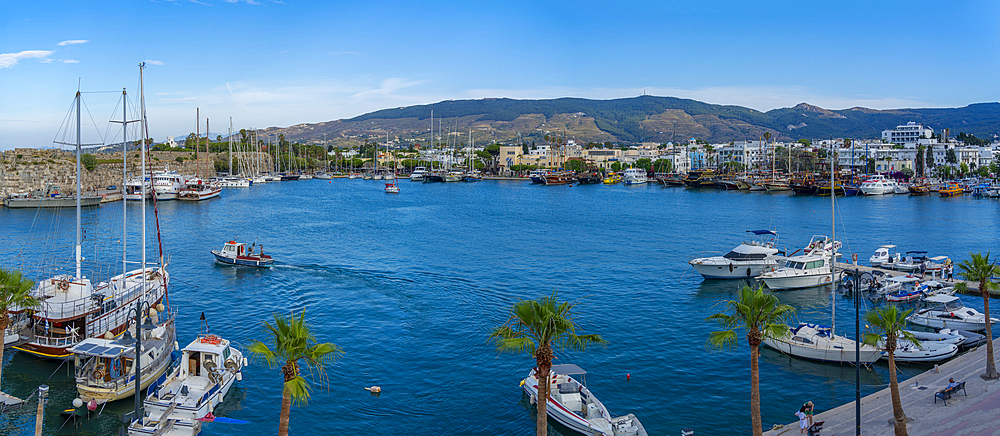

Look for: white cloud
[0,50,54,68]
[189,0,213,5]
[328,51,360,56]
[57,40,88,46]
[145,60,165,65]
[222,0,260,4]
[60,59,79,64]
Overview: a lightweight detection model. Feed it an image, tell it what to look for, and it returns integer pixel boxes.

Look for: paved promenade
[764,336,1000,436]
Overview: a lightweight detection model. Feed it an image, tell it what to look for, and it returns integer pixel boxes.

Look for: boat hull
[761,271,840,290]
[4,196,102,208]
[689,260,777,279]
[763,337,883,365]
[212,251,274,268]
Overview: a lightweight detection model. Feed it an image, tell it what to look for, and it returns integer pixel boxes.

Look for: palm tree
[489,292,607,436]
[863,306,919,436]
[706,285,794,436]
[955,252,1000,379]
[0,268,39,388]
[249,311,343,436]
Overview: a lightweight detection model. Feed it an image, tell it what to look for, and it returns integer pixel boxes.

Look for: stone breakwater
[0,148,271,195]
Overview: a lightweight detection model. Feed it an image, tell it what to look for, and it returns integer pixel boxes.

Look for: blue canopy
[747,230,777,236]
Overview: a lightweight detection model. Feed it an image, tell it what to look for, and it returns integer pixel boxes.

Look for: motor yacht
[152,170,185,201]
[759,253,840,290]
[859,174,896,196]
[410,167,427,181]
[622,168,648,185]
[689,230,785,279]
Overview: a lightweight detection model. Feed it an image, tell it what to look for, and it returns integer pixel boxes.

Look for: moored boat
[689,230,785,279]
[622,168,648,185]
[521,364,647,436]
[4,184,102,208]
[762,323,882,365]
[906,294,998,332]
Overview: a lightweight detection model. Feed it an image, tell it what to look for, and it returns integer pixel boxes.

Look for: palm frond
[283,375,311,406]
[707,330,738,350]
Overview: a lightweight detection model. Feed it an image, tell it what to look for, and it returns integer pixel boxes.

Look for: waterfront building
[882,121,934,145]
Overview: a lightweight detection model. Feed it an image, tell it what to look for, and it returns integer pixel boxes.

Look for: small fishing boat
[869,244,899,267]
[880,276,924,302]
[521,364,647,436]
[177,179,221,201]
[68,309,176,404]
[128,333,247,435]
[907,295,998,332]
[211,240,274,267]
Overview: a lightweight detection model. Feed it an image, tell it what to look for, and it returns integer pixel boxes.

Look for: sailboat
[762,142,882,365]
[384,132,399,193]
[12,79,169,360]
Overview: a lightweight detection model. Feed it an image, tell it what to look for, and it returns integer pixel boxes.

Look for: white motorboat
[888,339,958,363]
[758,253,841,290]
[689,230,785,279]
[68,310,176,404]
[152,170,185,201]
[859,174,896,196]
[444,171,464,182]
[315,173,333,180]
[129,333,247,435]
[893,182,910,194]
[801,235,841,255]
[521,364,647,436]
[410,166,427,181]
[869,244,899,267]
[938,328,987,349]
[906,294,998,332]
[903,329,965,347]
[622,168,648,185]
[762,323,883,365]
[217,177,250,188]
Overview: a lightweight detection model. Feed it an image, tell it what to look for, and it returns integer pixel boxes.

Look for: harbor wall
[0,149,271,195]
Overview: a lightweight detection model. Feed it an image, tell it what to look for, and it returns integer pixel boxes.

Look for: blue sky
[2,0,998,149]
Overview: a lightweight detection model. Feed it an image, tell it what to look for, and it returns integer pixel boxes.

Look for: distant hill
[253,96,1000,147]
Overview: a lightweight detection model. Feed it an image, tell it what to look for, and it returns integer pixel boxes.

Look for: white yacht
[859,174,896,196]
[622,168,648,185]
[217,177,250,188]
[410,166,427,181]
[906,295,998,332]
[689,230,785,279]
[763,323,882,365]
[521,364,647,436]
[152,170,186,201]
[758,253,840,290]
[128,333,246,435]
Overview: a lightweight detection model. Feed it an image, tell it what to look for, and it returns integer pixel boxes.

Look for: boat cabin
[69,338,138,385]
[921,295,966,312]
[781,255,828,270]
[180,335,236,382]
[220,241,256,258]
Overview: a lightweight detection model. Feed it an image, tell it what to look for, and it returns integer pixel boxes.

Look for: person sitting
[946,378,959,389]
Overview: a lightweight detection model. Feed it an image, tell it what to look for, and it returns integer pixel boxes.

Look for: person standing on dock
[795,406,808,434]
[805,401,814,426]
[920,261,927,278]
[946,263,954,282]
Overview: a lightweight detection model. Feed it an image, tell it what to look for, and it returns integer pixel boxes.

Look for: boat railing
[39,296,95,320]
[31,331,83,348]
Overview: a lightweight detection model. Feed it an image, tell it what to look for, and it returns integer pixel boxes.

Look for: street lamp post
[851,268,875,436]
[116,300,158,421]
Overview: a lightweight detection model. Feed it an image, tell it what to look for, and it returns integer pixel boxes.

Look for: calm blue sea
[1,180,998,436]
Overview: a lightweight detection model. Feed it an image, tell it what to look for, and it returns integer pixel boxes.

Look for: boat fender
[729,263,734,273]
[236,372,242,382]
[747,267,752,277]
[242,357,248,367]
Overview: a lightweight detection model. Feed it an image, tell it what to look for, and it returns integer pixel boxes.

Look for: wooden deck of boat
[763,336,1000,436]
[835,262,998,297]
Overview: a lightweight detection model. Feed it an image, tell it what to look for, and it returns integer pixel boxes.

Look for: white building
[882,122,934,146]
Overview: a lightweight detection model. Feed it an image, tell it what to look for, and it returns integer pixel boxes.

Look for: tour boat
[177,178,221,201]
[152,170,185,201]
[211,240,274,267]
[529,169,550,184]
[939,183,963,197]
[906,295,998,332]
[762,323,883,365]
[859,175,896,196]
[622,168,648,185]
[128,333,247,435]
[124,177,152,200]
[3,184,102,208]
[543,171,576,186]
[683,169,716,188]
[688,230,785,279]
[521,364,647,436]
[68,310,176,404]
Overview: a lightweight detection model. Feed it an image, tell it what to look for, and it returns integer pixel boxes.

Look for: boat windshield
[723,251,767,261]
[784,261,806,269]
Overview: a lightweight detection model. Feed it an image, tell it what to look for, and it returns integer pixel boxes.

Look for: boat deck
[763,336,1000,436]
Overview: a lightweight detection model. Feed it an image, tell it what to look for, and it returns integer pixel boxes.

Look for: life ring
[92,366,106,380]
[58,280,70,291]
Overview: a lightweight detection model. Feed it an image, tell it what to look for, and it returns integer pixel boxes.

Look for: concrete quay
[764,336,1000,436]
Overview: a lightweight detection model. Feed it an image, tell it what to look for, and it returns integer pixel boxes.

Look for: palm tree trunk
[278,388,291,436]
[887,351,908,436]
[983,285,998,379]
[750,344,762,436]
[536,364,549,436]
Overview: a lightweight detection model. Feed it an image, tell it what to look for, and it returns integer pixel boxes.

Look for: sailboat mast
[122,88,129,279]
[831,140,836,335]
[140,67,148,299]
[228,118,233,175]
[75,91,82,280]
[196,108,200,179]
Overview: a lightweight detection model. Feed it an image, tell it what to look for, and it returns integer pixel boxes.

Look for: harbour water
[1,180,998,435]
